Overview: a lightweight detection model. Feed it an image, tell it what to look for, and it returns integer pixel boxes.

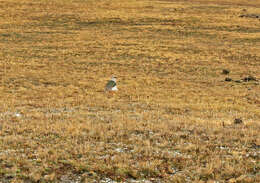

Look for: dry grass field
[0,0,260,182]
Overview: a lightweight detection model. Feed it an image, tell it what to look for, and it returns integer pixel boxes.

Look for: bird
[105,76,118,93]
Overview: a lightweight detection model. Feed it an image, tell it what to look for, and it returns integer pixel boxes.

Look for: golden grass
[0,0,259,182]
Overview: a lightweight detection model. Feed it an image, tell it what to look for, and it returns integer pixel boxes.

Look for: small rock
[222,69,230,75]
[234,80,242,83]
[225,77,232,82]
[239,14,260,19]
[14,113,22,117]
[234,118,243,124]
[243,75,257,82]
[250,143,260,149]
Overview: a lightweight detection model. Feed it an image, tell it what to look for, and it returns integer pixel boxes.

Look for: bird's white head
[111,76,117,82]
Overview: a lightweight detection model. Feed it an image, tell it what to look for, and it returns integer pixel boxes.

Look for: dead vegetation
[0,0,259,182]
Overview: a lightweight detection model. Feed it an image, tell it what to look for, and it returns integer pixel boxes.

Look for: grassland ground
[0,0,259,182]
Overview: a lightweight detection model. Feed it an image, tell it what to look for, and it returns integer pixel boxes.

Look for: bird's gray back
[106,80,116,89]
